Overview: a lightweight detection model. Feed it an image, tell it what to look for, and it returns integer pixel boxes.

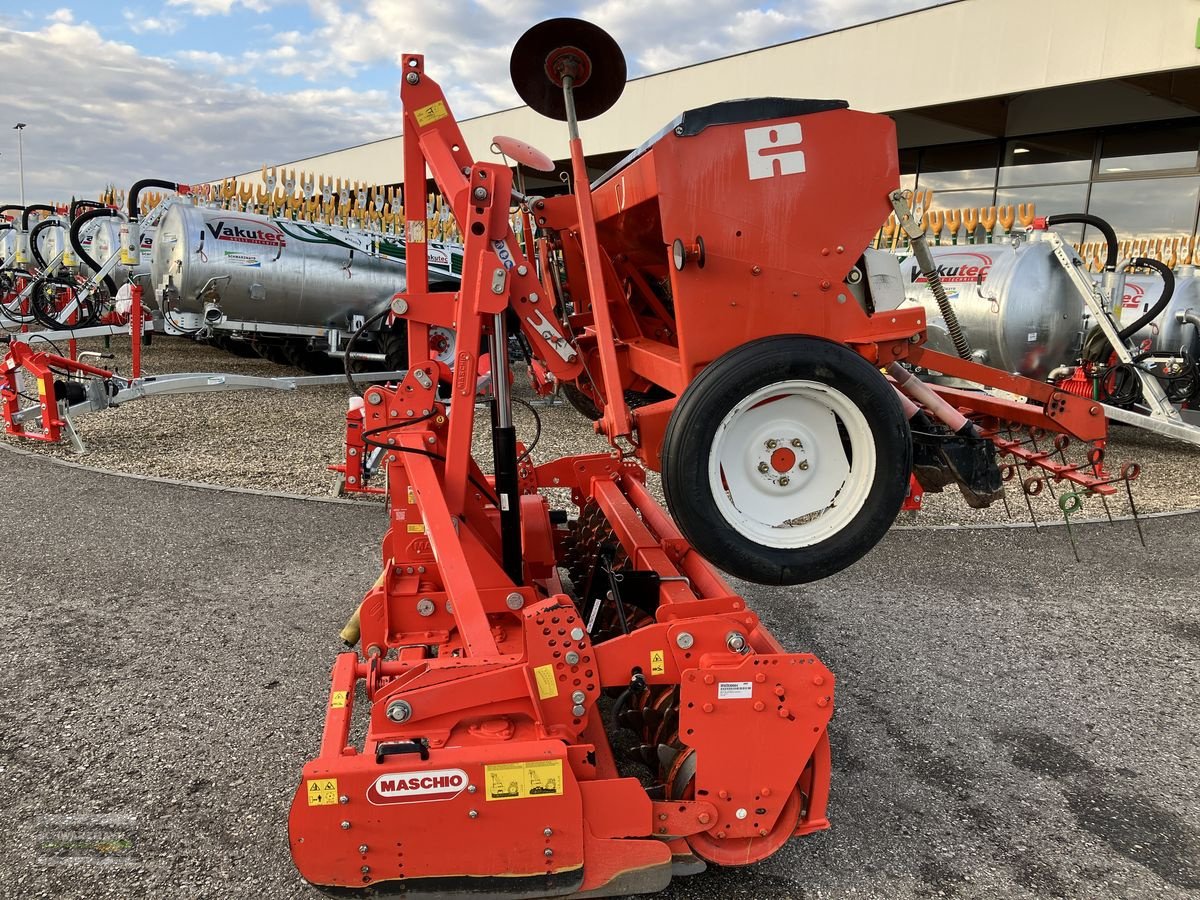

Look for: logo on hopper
[205,217,286,248]
[910,253,992,285]
[367,768,468,805]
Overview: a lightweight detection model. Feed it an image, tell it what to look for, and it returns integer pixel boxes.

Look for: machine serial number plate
[717,682,753,700]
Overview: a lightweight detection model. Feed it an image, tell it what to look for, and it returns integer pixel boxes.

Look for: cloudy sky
[0,0,944,202]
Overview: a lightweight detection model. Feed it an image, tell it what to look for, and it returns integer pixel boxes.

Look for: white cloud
[48,8,73,23]
[123,9,184,34]
[0,17,392,201]
[165,0,277,14]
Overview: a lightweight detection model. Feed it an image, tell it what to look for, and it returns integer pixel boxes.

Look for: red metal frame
[290,63,835,895]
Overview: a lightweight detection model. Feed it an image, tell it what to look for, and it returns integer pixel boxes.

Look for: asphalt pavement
[0,448,1196,899]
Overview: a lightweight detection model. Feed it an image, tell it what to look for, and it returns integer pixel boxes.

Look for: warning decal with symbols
[484,759,563,801]
[306,778,339,806]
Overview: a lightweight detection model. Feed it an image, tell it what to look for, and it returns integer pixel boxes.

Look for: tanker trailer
[150,203,461,370]
[896,233,1088,379]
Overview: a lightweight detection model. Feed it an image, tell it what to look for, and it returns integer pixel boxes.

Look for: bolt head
[766,439,777,449]
[757,462,769,474]
[569,627,585,641]
[779,476,790,487]
[572,704,586,717]
[791,438,802,447]
[469,810,479,818]
[736,808,748,820]
[571,690,586,704]
[473,186,488,201]
[341,821,351,830]
[366,392,381,405]
[798,460,810,471]
[339,795,349,804]
[565,651,580,665]
[676,631,694,650]
[386,700,412,723]
[544,827,553,836]
[544,848,554,857]
[361,865,371,874]
[405,72,419,84]
[359,844,368,853]
[505,592,524,610]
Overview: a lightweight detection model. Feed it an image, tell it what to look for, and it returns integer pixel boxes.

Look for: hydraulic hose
[69,207,121,297]
[127,179,182,220]
[1118,257,1175,342]
[1046,213,1118,271]
[28,217,63,269]
[69,199,107,221]
[0,204,24,223]
[21,204,54,231]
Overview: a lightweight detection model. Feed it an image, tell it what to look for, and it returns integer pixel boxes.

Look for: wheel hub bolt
[791,438,802,447]
[757,462,769,474]
[798,460,810,471]
[779,476,790,486]
[766,439,778,449]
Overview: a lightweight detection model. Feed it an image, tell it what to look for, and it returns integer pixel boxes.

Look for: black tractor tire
[661,334,911,585]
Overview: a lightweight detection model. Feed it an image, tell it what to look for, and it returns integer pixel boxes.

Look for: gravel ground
[0,450,1196,900]
[2,335,1199,526]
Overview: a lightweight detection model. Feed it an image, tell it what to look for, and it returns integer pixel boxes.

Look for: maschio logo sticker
[367,769,469,805]
[744,122,806,181]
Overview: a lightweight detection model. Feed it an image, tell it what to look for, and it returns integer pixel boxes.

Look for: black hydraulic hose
[69,207,121,297]
[1119,257,1175,342]
[343,307,390,397]
[0,205,24,223]
[28,217,62,269]
[70,199,107,221]
[1046,213,1118,271]
[127,179,181,220]
[22,204,54,231]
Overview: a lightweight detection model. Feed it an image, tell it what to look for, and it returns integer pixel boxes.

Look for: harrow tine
[1022,475,1042,531]
[1122,463,1146,548]
[1058,491,1084,562]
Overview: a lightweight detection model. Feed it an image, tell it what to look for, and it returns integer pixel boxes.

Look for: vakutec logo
[205,218,286,248]
[367,769,469,805]
[910,253,992,284]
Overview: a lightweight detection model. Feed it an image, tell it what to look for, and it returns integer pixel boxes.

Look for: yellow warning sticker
[330,691,348,709]
[533,664,558,699]
[407,486,415,505]
[484,759,563,801]
[306,778,339,806]
[650,649,666,675]
[407,523,426,533]
[414,101,448,127]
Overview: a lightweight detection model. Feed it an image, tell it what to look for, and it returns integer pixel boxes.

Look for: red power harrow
[291,19,1125,896]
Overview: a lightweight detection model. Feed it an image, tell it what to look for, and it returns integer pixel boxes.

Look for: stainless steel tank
[1107,267,1200,358]
[898,239,1087,379]
[150,204,459,330]
[86,216,131,285]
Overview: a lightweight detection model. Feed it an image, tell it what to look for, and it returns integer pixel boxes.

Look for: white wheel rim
[707,379,876,549]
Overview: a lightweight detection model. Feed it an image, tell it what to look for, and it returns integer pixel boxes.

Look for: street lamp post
[13,123,26,207]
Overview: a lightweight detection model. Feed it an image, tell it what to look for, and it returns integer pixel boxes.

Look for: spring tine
[1100,493,1114,523]
[1058,492,1083,562]
[1022,476,1041,531]
[1123,470,1145,548]
[1001,486,1013,519]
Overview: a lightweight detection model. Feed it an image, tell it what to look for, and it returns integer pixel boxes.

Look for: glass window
[916,142,999,191]
[1000,132,1093,186]
[995,183,1090,242]
[1098,125,1200,176]
[1086,177,1200,240]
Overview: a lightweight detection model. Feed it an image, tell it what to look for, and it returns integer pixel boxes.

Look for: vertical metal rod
[14,123,26,208]
[490,311,522,583]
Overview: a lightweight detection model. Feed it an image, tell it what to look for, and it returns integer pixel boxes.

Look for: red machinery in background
[291,19,1125,896]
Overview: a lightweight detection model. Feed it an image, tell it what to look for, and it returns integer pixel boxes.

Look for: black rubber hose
[1118,257,1175,342]
[28,217,63,269]
[0,205,24,222]
[21,204,54,231]
[127,179,180,220]
[1046,213,1118,271]
[70,199,107,221]
[69,208,121,297]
